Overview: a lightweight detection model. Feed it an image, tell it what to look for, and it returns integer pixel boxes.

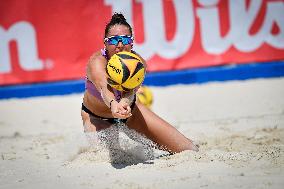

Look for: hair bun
[104,12,132,38]
[111,13,127,23]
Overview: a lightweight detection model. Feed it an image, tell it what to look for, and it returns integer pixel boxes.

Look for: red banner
[1,0,284,85]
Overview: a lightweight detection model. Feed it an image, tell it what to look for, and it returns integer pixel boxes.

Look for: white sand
[0,78,283,189]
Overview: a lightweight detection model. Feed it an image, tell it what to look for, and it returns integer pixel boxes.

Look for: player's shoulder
[88,51,107,68]
[89,51,105,62]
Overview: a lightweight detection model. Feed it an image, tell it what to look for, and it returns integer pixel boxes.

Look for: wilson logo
[106,0,284,59]
[0,21,44,73]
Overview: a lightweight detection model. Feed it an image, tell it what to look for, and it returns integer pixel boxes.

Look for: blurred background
[0,0,284,99]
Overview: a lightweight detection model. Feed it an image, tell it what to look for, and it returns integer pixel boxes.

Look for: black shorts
[81,98,136,124]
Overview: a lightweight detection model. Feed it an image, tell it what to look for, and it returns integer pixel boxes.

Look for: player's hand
[119,98,132,116]
[110,100,132,119]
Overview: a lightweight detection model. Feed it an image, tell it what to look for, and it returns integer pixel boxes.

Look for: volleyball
[106,51,145,91]
[137,86,153,108]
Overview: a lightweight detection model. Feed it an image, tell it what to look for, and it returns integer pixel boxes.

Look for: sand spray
[81,122,167,165]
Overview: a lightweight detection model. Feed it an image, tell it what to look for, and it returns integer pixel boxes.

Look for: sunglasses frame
[104,35,134,46]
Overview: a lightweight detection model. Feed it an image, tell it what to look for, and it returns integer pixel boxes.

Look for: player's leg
[81,110,113,132]
[126,103,199,153]
[81,110,121,153]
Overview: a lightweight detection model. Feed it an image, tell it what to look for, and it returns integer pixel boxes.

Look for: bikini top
[85,48,123,101]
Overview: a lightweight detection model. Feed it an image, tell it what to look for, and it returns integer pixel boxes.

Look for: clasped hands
[110,98,132,119]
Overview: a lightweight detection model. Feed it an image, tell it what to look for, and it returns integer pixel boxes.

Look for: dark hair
[104,13,133,38]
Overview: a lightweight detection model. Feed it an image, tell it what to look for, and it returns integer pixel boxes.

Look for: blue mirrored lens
[122,37,132,45]
[109,38,119,45]
[107,36,133,45]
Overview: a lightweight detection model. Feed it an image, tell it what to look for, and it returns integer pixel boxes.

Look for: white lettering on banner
[0,21,43,73]
[105,0,133,24]
[106,0,284,58]
[263,2,284,49]
[197,0,284,54]
[105,0,194,59]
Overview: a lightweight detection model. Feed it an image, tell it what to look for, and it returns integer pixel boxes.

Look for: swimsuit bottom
[81,97,136,125]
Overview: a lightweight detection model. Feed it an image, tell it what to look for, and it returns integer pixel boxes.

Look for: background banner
[1,0,284,85]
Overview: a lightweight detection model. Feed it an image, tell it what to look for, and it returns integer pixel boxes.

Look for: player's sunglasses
[104,35,134,46]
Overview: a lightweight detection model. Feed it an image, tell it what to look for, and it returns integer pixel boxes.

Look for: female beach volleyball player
[81,13,198,153]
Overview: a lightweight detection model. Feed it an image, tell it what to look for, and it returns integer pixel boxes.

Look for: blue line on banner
[0,61,284,99]
[0,80,85,99]
[143,61,284,86]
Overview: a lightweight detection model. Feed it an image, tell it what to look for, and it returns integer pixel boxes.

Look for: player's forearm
[100,84,117,108]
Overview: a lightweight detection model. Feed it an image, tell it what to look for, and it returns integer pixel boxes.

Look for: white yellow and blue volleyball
[137,86,153,108]
[106,51,145,91]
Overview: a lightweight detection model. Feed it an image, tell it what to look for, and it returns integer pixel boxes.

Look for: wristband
[109,99,115,109]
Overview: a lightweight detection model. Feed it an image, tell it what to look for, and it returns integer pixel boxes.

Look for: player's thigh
[81,110,112,132]
[126,103,165,138]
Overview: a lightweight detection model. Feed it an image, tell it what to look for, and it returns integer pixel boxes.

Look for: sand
[0,78,283,189]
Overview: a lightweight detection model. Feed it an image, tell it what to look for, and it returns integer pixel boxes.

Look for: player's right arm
[86,53,131,118]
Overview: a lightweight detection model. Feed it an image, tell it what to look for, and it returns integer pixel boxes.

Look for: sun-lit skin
[82,24,135,128]
[81,14,199,153]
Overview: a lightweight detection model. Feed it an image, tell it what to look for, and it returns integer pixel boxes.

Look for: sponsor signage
[1,0,284,85]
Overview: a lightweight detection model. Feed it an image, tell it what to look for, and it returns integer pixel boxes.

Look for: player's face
[105,24,133,57]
